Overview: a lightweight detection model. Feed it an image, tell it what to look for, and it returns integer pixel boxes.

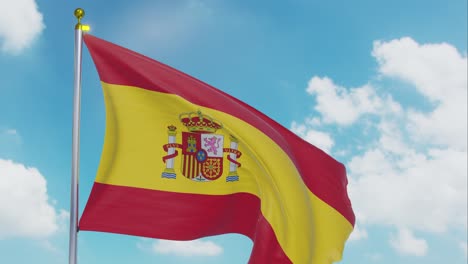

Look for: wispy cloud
[0,128,22,154]
[389,228,428,256]
[348,223,368,241]
[1,128,21,139]
[4,129,18,135]
[117,0,215,53]
[364,252,382,262]
[460,241,467,258]
[114,0,262,57]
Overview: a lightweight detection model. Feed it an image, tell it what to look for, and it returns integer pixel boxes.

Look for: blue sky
[0,0,466,263]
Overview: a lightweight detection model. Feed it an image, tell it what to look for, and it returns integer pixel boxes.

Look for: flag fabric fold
[79,34,355,264]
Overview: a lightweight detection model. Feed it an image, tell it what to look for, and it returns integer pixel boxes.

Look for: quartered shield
[181,132,224,181]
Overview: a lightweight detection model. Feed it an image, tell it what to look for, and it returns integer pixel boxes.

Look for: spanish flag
[79,34,355,264]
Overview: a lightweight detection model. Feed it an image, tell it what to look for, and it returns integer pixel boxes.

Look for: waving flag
[79,34,355,264]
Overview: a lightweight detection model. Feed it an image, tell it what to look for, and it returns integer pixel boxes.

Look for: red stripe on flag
[79,182,292,264]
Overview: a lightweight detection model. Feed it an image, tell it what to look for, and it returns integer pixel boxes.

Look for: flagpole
[69,8,86,264]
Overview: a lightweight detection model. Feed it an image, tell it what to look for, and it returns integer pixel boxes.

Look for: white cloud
[305,77,402,126]
[0,159,64,239]
[306,78,381,125]
[373,37,467,103]
[119,0,214,53]
[0,0,45,54]
[460,241,467,258]
[152,239,223,257]
[5,129,18,135]
[348,38,467,235]
[407,101,467,150]
[349,145,467,233]
[0,128,21,146]
[348,224,368,241]
[390,228,428,256]
[290,121,334,154]
[373,37,467,150]
[294,37,467,256]
[364,253,382,262]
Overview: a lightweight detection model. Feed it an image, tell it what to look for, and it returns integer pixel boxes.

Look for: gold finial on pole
[74,8,90,31]
[74,8,84,27]
[74,8,85,20]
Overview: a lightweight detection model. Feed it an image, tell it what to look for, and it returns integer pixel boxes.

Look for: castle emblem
[161,111,242,182]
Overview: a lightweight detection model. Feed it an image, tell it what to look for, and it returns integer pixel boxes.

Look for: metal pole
[69,8,85,264]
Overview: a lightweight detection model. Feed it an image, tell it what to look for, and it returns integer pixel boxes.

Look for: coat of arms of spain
[161,111,242,182]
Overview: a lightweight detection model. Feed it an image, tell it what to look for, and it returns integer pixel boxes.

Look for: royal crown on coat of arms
[161,111,242,182]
